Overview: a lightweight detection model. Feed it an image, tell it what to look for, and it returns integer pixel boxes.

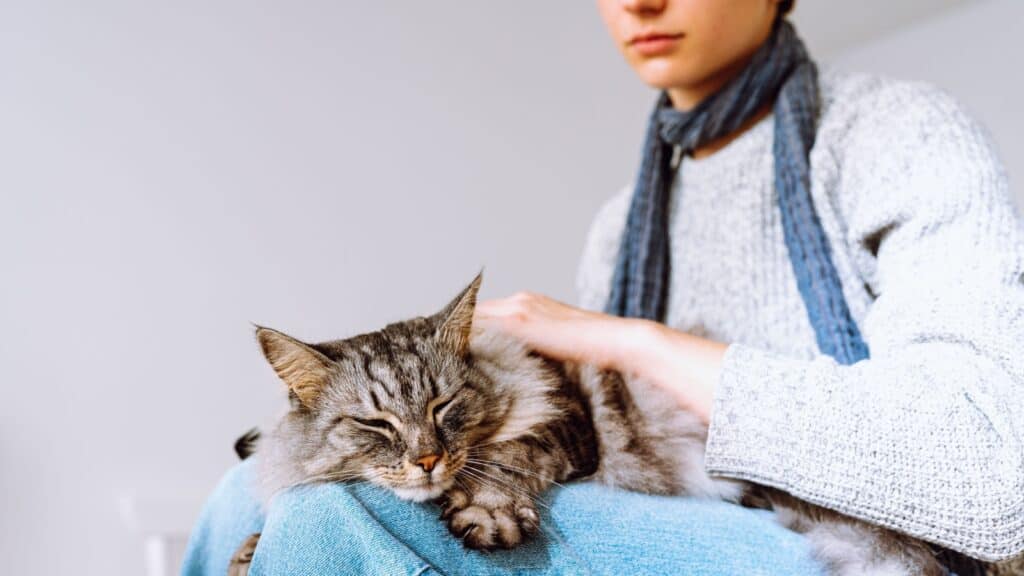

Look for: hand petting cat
[229,276,948,574]
[474,291,728,424]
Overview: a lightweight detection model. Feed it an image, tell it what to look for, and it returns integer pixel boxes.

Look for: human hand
[473,291,728,422]
[473,291,635,370]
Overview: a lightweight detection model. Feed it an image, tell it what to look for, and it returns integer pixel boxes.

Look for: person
[182,0,1024,574]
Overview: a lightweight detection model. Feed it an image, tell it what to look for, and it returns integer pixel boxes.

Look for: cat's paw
[227,532,260,576]
[447,503,540,550]
[438,488,540,550]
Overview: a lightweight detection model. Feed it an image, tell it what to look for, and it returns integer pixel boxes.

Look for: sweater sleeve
[703,81,1024,561]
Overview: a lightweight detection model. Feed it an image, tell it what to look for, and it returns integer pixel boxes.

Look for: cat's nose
[415,453,441,472]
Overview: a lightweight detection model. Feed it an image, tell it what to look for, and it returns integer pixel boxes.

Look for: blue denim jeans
[182,458,826,575]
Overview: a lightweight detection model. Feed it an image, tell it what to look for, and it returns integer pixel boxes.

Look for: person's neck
[666,50,771,160]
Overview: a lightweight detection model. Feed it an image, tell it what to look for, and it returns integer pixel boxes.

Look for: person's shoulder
[819,66,964,118]
[815,68,1010,231]
[815,66,1005,194]
[581,184,632,268]
[816,67,993,150]
[575,184,632,311]
[590,184,632,233]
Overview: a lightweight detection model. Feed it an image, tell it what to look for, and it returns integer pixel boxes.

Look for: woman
[183,0,1024,574]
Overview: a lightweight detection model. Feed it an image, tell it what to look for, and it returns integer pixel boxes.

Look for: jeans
[181,458,826,576]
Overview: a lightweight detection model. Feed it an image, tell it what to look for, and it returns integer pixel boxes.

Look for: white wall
[792,0,970,58]
[836,0,1023,207]
[0,3,650,574]
[1,1,1017,575]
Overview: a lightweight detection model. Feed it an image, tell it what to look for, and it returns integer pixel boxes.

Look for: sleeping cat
[229,273,950,576]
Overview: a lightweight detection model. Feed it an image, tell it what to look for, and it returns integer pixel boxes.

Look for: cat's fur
[230,274,957,575]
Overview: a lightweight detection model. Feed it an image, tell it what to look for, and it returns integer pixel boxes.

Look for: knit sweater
[575,68,1024,562]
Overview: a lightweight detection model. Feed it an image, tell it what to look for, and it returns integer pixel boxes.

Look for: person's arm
[476,83,1024,562]
[474,291,727,422]
[698,82,1024,562]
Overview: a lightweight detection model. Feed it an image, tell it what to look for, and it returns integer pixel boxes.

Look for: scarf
[604,19,869,366]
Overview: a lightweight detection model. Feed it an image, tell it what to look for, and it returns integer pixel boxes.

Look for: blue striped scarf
[604,20,869,366]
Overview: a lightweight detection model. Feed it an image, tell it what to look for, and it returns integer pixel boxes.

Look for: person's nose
[619,0,667,16]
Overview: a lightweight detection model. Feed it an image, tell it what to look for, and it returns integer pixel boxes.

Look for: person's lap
[181,459,825,576]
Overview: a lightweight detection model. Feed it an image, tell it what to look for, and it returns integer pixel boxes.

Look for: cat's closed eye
[432,397,455,423]
[349,417,397,436]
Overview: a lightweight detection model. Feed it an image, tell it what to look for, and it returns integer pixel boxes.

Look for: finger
[473,300,511,321]
[476,296,530,319]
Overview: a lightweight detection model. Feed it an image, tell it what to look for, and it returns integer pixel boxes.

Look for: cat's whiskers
[299,467,388,487]
[292,478,375,496]
[300,472,356,484]
[452,476,470,494]
[459,464,552,512]
[467,437,512,451]
[464,457,568,489]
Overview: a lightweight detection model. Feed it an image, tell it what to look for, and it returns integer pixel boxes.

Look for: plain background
[1,1,1020,574]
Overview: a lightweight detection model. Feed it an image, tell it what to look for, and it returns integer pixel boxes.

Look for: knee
[206,459,261,513]
[251,483,441,574]
[218,459,257,494]
[266,482,350,521]
[181,460,265,576]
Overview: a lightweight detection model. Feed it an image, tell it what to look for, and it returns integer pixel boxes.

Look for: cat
[228,273,956,576]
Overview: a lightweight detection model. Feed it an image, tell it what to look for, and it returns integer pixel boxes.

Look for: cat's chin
[391,482,449,502]
[389,473,454,500]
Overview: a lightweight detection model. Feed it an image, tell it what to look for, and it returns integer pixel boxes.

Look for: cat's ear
[255,326,335,407]
[435,272,483,356]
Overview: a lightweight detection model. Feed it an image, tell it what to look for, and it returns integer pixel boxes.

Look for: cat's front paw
[438,488,540,550]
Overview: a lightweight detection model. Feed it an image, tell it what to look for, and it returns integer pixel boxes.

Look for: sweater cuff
[704,342,827,491]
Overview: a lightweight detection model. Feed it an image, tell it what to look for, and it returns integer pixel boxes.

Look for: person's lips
[629,32,684,57]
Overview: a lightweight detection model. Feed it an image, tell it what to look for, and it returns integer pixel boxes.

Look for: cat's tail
[234,427,261,460]
[765,488,947,576]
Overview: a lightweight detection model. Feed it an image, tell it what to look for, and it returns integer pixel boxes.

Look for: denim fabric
[182,459,826,576]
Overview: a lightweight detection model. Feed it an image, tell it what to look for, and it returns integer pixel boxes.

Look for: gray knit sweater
[575,68,1024,562]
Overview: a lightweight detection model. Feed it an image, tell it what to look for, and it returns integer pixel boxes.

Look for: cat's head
[256,273,505,502]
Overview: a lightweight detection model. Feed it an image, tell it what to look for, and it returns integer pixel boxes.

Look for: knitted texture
[607,21,869,368]
[576,68,1024,562]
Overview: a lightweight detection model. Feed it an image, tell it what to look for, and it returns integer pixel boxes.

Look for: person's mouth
[629,32,684,57]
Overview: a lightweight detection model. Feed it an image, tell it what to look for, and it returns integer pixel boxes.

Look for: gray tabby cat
[231,273,949,576]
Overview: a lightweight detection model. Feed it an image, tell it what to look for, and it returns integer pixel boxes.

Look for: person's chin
[634,61,699,92]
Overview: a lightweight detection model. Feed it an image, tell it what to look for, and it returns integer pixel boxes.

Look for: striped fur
[229,274,951,574]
